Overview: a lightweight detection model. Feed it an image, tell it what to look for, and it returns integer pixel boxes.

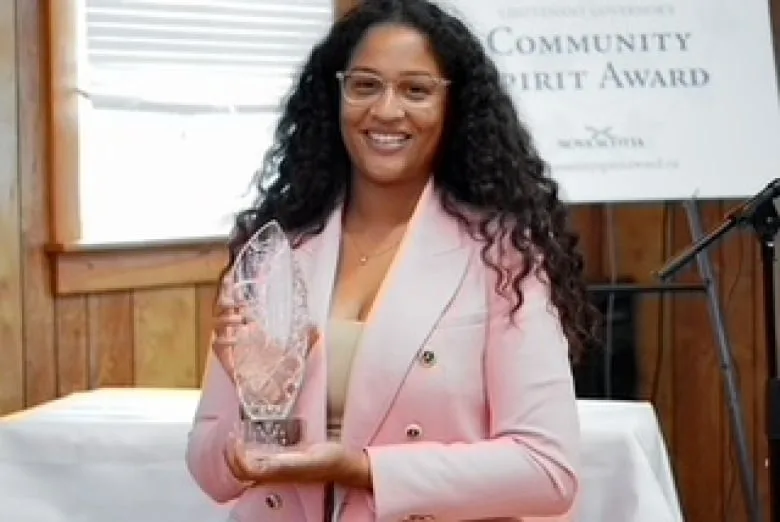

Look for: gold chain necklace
[345,230,404,265]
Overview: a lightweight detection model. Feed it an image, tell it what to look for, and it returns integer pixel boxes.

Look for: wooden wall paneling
[607,204,676,437]
[668,201,725,522]
[568,205,604,281]
[55,295,89,395]
[656,205,677,442]
[87,293,134,387]
[133,287,199,387]
[48,0,85,245]
[53,242,227,296]
[18,0,57,409]
[743,0,776,508]
[196,284,218,380]
[753,236,770,521]
[0,0,24,416]
[718,205,759,521]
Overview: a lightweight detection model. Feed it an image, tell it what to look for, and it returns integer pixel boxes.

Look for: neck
[346,175,429,231]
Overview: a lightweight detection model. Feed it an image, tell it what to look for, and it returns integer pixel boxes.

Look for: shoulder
[451,205,541,280]
[449,210,550,318]
[435,196,546,280]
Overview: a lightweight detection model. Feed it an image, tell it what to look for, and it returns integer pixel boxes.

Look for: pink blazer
[186,182,580,522]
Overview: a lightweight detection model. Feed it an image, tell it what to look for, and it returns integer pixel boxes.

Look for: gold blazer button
[419,350,436,366]
[405,423,423,439]
[264,493,283,510]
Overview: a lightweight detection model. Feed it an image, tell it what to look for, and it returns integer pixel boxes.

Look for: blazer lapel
[340,183,472,452]
[305,209,343,330]
[292,207,342,522]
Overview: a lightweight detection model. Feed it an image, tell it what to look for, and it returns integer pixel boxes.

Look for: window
[54,0,334,246]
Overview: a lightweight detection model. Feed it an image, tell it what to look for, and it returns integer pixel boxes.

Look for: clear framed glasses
[336,70,450,110]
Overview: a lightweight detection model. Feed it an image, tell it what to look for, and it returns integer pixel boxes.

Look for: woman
[186,0,599,520]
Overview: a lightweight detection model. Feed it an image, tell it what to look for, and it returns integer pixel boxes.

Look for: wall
[0,1,774,521]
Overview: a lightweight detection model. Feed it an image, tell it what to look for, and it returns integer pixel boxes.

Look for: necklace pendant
[359,255,368,265]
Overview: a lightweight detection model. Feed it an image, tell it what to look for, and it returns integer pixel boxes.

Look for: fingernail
[254,459,275,473]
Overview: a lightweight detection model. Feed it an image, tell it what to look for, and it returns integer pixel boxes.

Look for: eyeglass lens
[341,72,443,106]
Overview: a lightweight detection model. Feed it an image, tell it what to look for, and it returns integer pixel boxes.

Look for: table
[572,400,684,522]
[0,389,683,522]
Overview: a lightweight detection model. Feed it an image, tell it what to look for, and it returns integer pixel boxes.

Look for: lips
[364,131,412,153]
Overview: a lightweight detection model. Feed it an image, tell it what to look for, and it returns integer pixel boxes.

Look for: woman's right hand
[211,281,247,381]
[210,280,320,382]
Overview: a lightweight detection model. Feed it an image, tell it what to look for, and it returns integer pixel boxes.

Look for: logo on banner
[557,126,646,150]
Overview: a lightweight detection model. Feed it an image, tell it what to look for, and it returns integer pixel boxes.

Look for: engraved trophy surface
[227,220,310,459]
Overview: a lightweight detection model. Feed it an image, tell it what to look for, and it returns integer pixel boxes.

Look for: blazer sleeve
[185,341,246,503]
[364,265,581,521]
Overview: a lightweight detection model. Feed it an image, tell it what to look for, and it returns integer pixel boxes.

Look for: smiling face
[339,24,448,187]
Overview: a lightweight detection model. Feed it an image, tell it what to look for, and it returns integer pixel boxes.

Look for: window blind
[77,0,334,243]
[84,0,334,109]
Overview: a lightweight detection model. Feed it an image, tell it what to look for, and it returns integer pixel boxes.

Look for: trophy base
[240,417,306,457]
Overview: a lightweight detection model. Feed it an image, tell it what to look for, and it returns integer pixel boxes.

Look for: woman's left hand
[238,442,372,490]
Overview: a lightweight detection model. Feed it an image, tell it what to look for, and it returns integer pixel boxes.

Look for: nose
[370,86,405,120]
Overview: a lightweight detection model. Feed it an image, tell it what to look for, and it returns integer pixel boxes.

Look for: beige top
[326,318,364,441]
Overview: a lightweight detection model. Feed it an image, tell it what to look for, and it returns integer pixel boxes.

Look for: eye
[400,79,436,100]
[347,75,383,95]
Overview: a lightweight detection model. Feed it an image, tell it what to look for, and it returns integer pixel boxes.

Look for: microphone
[726,178,780,224]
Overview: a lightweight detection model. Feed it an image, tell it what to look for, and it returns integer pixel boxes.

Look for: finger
[213,313,246,330]
[305,325,321,357]
[246,453,311,484]
[215,300,239,314]
[216,285,238,314]
[223,447,243,480]
[229,431,271,488]
[217,294,235,310]
[219,275,236,301]
[212,335,237,350]
[212,310,253,347]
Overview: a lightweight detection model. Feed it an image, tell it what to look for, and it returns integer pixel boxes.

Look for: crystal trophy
[226,220,310,460]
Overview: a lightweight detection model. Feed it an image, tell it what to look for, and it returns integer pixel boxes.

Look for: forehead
[348,24,443,77]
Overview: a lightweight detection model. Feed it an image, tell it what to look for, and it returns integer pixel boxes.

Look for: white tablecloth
[0,389,683,522]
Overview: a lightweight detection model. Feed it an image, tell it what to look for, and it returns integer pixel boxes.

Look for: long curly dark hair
[226,0,600,359]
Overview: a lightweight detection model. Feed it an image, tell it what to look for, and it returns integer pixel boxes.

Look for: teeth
[368,132,408,144]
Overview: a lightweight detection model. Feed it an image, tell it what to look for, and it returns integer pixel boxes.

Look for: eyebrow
[348,66,438,77]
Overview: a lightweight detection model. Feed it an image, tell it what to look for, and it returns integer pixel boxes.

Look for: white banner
[439,0,780,203]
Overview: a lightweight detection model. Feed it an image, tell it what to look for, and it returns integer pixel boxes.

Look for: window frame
[48,0,356,295]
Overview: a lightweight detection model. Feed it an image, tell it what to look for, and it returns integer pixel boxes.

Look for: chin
[363,171,406,185]
[358,160,413,185]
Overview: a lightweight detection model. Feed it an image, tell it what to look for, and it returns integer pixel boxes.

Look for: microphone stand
[657,178,780,522]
